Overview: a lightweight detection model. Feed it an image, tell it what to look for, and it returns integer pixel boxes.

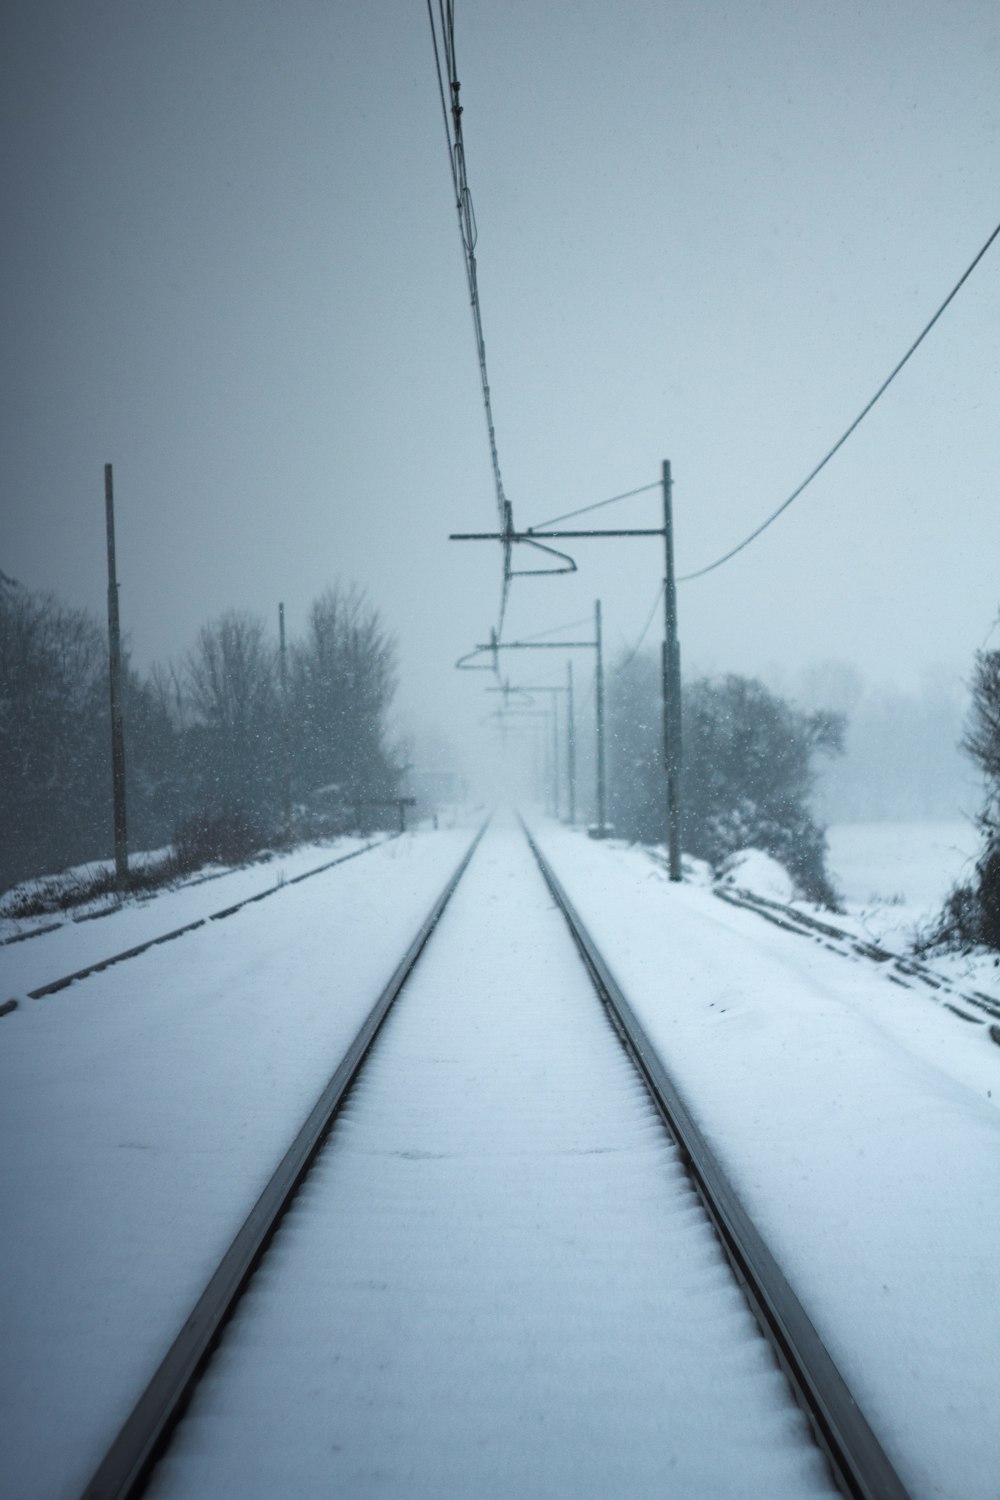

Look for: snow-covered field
[826,817,978,942]
[1,813,997,1499]
[739,818,1000,1005]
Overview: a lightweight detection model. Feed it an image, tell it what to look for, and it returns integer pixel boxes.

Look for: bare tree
[0,578,107,886]
[291,585,399,813]
[184,609,279,823]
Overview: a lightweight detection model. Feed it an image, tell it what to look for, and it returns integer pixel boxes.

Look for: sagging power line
[679,215,1000,582]
[426,0,515,631]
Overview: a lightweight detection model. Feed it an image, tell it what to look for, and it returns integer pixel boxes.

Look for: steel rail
[24,834,402,1003]
[79,819,489,1500]
[523,823,913,1500]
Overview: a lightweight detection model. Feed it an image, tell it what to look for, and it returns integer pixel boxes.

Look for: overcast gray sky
[3,0,998,761]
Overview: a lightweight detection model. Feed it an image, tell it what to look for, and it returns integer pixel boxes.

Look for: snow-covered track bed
[526,825,1000,1500]
[0,827,482,1500]
[77,825,486,1500]
[2,835,399,1011]
[526,827,908,1500]
[711,883,1000,1025]
[100,822,900,1500]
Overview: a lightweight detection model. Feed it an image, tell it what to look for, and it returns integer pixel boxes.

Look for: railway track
[80,819,910,1500]
[711,880,1000,1026]
[2,833,399,1010]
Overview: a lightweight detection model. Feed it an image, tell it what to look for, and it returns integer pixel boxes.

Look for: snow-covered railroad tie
[75,818,911,1500]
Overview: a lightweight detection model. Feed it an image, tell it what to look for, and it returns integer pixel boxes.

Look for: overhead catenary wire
[679,215,1000,583]
[427,0,513,631]
[432,16,997,681]
[517,614,595,644]
[529,481,661,532]
[619,581,666,671]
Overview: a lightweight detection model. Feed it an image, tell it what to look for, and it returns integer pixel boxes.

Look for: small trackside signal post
[662,460,682,880]
[104,463,128,888]
[279,602,291,833]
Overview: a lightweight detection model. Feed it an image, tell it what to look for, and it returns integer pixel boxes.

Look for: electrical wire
[426,2,510,541]
[517,614,594,643]
[679,216,1000,583]
[618,581,665,670]
[529,481,661,531]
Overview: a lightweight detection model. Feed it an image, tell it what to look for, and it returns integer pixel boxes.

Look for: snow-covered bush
[608,657,843,904]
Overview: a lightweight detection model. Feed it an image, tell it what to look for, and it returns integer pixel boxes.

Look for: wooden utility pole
[278,602,291,833]
[104,464,128,887]
[662,460,682,879]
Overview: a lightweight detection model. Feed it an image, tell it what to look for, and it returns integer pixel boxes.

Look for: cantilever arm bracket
[508,535,578,576]
[455,646,496,671]
[456,627,502,676]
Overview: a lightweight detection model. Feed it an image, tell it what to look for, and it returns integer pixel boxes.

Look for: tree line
[0,577,401,892]
[607,635,1000,944]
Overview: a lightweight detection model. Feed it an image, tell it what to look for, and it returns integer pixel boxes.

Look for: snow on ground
[719,847,796,902]
[531,821,1000,1500]
[0,834,394,1003]
[0,825,476,1500]
[728,818,1000,1010]
[825,818,978,945]
[147,825,837,1500]
[2,811,997,1499]
[826,819,1000,1002]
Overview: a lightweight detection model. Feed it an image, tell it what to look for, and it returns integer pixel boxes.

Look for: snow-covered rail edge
[19,833,402,1008]
[523,821,912,1500]
[78,818,489,1500]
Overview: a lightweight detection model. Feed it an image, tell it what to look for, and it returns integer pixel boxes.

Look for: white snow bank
[718,847,796,902]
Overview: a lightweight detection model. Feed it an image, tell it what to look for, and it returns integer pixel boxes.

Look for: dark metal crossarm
[450,528,664,540]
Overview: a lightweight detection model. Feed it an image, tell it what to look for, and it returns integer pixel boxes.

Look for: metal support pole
[566,660,576,825]
[662,459,682,879]
[278,602,291,834]
[552,690,560,818]
[595,598,607,836]
[104,463,128,888]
